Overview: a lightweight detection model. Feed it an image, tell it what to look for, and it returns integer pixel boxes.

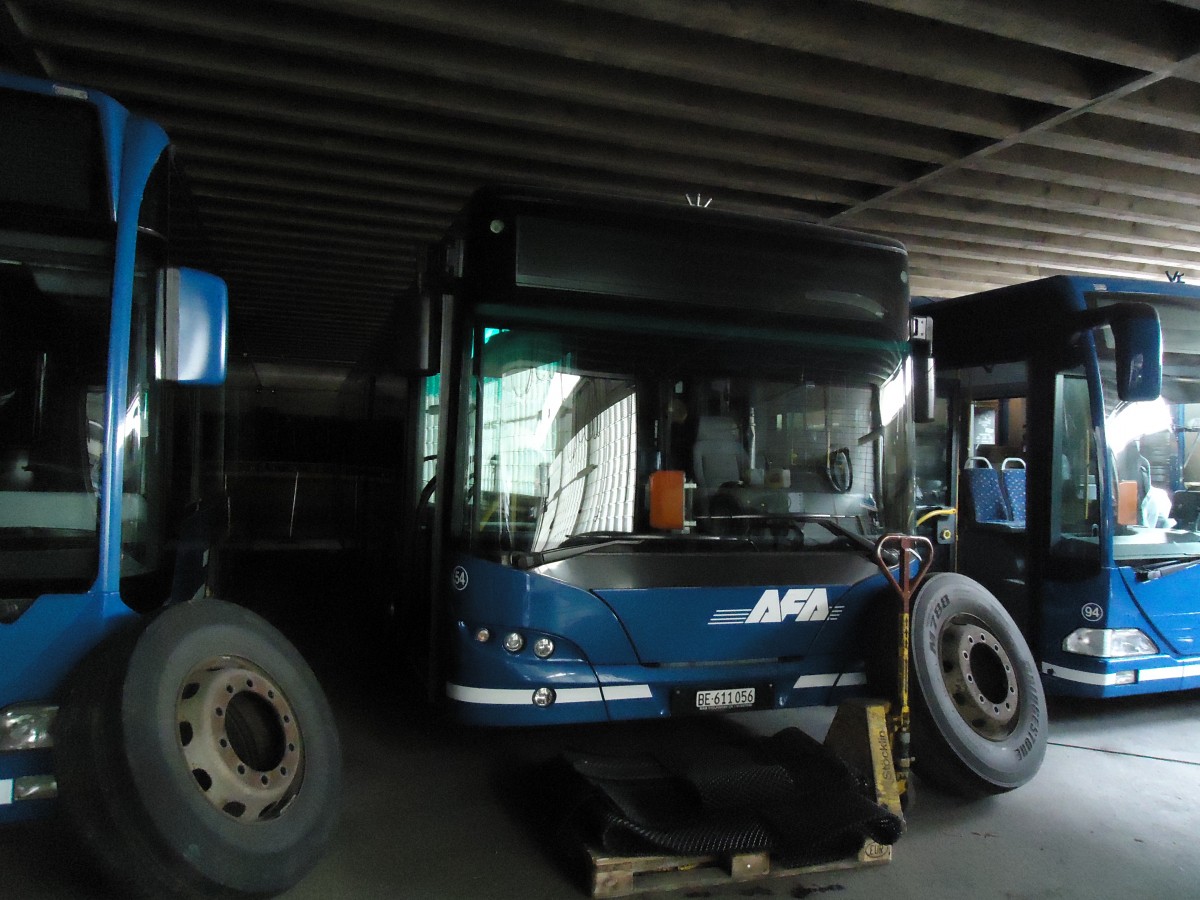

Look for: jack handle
[873,533,934,802]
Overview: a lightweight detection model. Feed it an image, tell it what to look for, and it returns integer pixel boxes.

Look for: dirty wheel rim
[176,655,303,821]
[938,616,1020,740]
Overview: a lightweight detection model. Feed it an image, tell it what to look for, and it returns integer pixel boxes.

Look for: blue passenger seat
[961,457,1010,525]
[1000,457,1026,528]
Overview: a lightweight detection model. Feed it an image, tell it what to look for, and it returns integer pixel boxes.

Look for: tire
[54,599,342,898]
[909,573,1046,798]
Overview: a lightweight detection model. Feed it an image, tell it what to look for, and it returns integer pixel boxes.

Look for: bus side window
[1053,371,1098,545]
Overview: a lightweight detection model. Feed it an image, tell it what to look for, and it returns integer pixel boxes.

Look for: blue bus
[916,275,1196,698]
[0,73,339,898]
[337,187,1165,799]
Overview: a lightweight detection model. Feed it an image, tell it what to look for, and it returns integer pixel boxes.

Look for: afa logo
[708,588,841,625]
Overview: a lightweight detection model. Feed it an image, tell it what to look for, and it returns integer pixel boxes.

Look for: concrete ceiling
[4,0,1200,369]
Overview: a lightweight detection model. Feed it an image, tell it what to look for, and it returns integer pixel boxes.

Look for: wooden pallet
[581,699,901,898]
[586,837,891,898]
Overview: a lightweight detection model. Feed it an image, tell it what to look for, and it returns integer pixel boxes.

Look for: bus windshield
[0,236,165,593]
[0,241,111,590]
[1102,365,1200,563]
[459,322,913,557]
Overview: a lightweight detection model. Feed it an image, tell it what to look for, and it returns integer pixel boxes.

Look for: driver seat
[692,417,748,511]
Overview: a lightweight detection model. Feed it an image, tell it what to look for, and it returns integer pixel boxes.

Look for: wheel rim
[937,616,1020,740]
[176,656,303,821]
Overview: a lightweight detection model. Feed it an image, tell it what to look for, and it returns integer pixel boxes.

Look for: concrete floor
[296,687,1200,900]
[3,675,1198,899]
[3,554,1199,898]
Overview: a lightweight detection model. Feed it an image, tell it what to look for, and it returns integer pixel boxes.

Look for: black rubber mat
[557,726,903,868]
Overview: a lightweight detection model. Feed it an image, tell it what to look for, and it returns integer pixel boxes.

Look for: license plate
[694,687,756,711]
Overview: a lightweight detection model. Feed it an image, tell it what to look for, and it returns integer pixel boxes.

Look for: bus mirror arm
[909,315,935,424]
[163,267,228,386]
[1074,301,1162,403]
[390,289,442,374]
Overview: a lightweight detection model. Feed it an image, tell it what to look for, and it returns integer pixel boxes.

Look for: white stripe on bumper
[1042,661,1200,685]
[1138,663,1200,681]
[792,671,867,690]
[445,683,652,705]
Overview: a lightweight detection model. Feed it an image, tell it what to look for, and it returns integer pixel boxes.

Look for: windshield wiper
[1136,556,1200,581]
[512,535,647,569]
[774,514,879,555]
[513,517,884,568]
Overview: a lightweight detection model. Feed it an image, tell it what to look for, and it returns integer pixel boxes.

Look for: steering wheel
[827,447,853,493]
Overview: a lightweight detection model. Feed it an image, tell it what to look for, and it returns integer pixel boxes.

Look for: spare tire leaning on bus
[909,573,1047,798]
[53,599,342,899]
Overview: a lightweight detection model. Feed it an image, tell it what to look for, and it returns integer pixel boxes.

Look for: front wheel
[54,599,342,898]
[909,573,1046,798]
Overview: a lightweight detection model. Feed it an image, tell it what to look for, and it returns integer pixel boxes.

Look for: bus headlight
[502,632,525,653]
[1063,628,1158,658]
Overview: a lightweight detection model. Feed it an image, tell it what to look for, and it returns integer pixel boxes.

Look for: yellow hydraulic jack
[872,533,934,809]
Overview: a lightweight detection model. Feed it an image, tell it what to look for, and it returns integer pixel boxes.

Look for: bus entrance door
[954,396,1032,633]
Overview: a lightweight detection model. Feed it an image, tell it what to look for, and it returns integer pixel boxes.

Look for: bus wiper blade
[513,538,645,569]
[1136,557,1200,581]
[788,514,877,554]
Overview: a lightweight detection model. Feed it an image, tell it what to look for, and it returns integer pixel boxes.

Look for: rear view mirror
[1078,301,1161,403]
[1108,304,1162,402]
[164,267,228,385]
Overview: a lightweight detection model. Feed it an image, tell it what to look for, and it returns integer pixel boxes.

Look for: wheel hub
[939,618,1019,740]
[176,656,303,821]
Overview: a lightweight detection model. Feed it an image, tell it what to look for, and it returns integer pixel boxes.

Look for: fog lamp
[502,632,525,653]
[0,704,58,751]
[1063,628,1157,658]
[532,637,555,659]
[532,687,556,708]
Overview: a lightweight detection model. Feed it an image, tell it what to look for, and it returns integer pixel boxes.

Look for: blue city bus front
[1042,278,1200,697]
[417,192,921,726]
[0,73,226,821]
[1039,565,1200,696]
[443,550,901,726]
[920,275,1198,699]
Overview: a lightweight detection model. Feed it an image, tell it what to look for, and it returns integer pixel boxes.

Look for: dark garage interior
[2,2,1200,898]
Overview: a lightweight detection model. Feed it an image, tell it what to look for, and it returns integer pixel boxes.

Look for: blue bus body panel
[96,115,169,595]
[1119,564,1200,658]
[442,556,889,726]
[0,592,137,823]
[594,584,850,663]
[448,559,641,665]
[1039,566,1200,697]
[0,593,135,708]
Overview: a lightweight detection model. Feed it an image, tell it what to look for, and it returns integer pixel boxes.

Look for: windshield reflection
[464,325,913,557]
[1103,365,1200,562]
